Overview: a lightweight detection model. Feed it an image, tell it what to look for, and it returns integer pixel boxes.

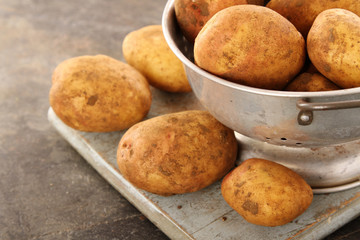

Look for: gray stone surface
[0,0,168,239]
[0,0,358,239]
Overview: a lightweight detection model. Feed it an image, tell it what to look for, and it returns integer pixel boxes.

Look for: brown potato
[285,72,340,91]
[174,0,264,43]
[267,0,360,38]
[117,110,238,196]
[307,9,360,88]
[49,55,152,132]
[221,158,313,227]
[122,25,192,93]
[194,5,305,90]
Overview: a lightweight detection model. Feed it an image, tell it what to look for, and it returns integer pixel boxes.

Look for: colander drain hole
[265,137,302,145]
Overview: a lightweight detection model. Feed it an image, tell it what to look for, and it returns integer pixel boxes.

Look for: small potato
[117,110,238,196]
[194,5,305,90]
[267,0,360,37]
[174,0,264,43]
[49,55,152,132]
[285,72,340,91]
[307,9,360,88]
[221,158,313,227]
[122,25,192,93]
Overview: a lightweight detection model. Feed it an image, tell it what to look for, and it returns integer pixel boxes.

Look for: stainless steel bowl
[162,0,360,148]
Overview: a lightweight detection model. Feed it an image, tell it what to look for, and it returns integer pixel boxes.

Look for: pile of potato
[46,0,360,228]
[48,22,240,203]
[49,25,191,133]
[175,0,360,91]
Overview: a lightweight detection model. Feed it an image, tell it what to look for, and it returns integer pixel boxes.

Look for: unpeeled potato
[307,8,360,88]
[221,158,313,227]
[194,5,305,90]
[285,72,340,91]
[117,110,238,196]
[267,0,360,37]
[122,25,192,93]
[174,0,264,43]
[49,55,152,132]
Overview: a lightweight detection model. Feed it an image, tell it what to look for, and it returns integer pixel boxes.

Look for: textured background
[0,0,359,239]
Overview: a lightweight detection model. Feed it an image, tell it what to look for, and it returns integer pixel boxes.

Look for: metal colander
[162,0,360,148]
[162,0,360,192]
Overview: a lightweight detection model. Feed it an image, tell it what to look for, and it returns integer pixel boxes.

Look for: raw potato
[49,55,152,132]
[174,0,264,43]
[122,25,192,93]
[194,5,305,90]
[307,9,360,88]
[285,72,340,91]
[117,110,238,196]
[221,158,313,227]
[267,0,360,37]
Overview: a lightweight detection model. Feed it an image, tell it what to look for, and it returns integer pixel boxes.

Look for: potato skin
[174,0,264,43]
[117,110,238,196]
[285,72,340,91]
[307,9,360,89]
[49,55,151,132]
[267,0,360,37]
[221,158,313,227]
[194,5,305,90]
[122,25,192,93]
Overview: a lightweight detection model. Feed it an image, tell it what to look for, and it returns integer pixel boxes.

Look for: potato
[49,55,152,132]
[221,158,313,227]
[307,9,360,89]
[174,0,264,43]
[122,25,192,93]
[267,0,360,37]
[194,5,305,90]
[117,110,238,196]
[285,72,340,91]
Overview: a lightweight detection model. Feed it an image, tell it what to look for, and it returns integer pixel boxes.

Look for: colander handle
[296,98,360,125]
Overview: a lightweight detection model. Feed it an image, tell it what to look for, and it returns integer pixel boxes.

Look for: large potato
[49,55,152,132]
[174,0,264,43]
[285,72,340,91]
[307,9,360,88]
[221,158,313,227]
[194,5,305,90]
[122,25,192,93]
[117,110,238,196]
[267,0,360,37]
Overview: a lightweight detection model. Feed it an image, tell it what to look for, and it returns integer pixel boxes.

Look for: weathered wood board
[48,88,360,240]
